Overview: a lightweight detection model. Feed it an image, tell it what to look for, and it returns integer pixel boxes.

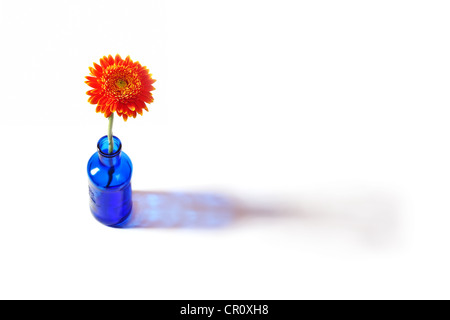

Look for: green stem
[108,113,114,154]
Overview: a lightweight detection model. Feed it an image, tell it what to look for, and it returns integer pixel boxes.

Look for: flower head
[86,54,156,121]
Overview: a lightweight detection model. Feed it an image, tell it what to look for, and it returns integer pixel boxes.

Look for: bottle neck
[97,136,122,167]
[98,151,121,167]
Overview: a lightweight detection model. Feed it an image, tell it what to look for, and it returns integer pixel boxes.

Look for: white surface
[0,0,449,299]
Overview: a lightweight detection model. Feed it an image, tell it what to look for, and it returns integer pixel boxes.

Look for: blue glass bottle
[87,136,133,227]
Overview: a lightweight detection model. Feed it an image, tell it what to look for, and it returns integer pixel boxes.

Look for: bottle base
[91,204,132,228]
[109,208,132,228]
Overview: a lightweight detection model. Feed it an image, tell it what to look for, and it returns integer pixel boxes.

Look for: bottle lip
[97,135,122,158]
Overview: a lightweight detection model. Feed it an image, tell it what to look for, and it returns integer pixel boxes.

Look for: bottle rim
[97,135,122,158]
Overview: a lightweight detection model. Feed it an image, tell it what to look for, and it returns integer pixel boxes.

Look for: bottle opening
[97,136,122,158]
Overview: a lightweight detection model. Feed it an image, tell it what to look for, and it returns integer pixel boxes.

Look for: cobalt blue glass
[87,136,133,227]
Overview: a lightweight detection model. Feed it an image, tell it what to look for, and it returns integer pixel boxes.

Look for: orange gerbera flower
[85,54,156,121]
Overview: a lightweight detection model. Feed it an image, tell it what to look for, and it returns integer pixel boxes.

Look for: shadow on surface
[120,189,399,246]
[121,190,398,246]
[121,190,282,228]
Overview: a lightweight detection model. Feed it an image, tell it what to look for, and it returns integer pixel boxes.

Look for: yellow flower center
[115,79,128,89]
[102,65,142,102]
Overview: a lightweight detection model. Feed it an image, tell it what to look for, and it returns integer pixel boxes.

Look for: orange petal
[106,98,116,106]
[139,92,154,103]
[110,101,118,113]
[121,102,130,113]
[107,55,114,65]
[89,66,101,78]
[123,114,128,121]
[142,76,154,84]
[142,84,155,91]
[98,96,108,105]
[87,89,102,96]
[95,105,102,113]
[93,62,103,73]
[100,57,109,69]
[104,110,112,118]
[135,99,146,110]
[134,103,143,115]
[101,104,109,113]
[136,99,149,112]
[115,54,123,64]
[85,81,101,89]
[127,103,135,111]
[89,95,100,104]
[115,102,123,113]
[138,91,150,100]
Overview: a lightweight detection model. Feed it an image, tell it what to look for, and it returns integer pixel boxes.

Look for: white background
[0,0,449,299]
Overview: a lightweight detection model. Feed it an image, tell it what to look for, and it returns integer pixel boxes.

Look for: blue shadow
[120,191,239,228]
